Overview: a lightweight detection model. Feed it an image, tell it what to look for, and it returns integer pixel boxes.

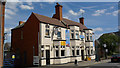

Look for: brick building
[11,3,95,66]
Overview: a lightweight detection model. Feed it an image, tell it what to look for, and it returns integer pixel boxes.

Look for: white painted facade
[39,22,95,66]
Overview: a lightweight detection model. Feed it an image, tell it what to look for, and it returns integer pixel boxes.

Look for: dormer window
[45,24,50,37]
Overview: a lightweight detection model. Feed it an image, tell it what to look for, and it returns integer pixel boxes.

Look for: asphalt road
[87,62,120,68]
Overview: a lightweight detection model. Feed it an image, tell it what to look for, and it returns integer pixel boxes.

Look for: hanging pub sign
[65,30,70,47]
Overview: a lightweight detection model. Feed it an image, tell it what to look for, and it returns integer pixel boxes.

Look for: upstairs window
[87,36,89,41]
[57,28,61,39]
[45,24,50,36]
[86,33,89,41]
[71,30,74,39]
[76,30,79,39]
[90,36,92,41]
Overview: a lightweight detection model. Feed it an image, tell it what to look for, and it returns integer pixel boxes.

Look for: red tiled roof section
[33,12,66,27]
[62,18,87,30]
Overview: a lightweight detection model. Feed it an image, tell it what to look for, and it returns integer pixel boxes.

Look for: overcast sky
[4,2,119,43]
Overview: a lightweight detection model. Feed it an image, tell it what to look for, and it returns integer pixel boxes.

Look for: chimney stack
[19,21,24,25]
[52,3,63,21]
[79,17,84,25]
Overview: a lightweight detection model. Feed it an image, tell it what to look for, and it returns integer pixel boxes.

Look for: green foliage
[98,33,119,55]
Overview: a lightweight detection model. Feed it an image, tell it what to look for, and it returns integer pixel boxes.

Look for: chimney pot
[19,21,24,25]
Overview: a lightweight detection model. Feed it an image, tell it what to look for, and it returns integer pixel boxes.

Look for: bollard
[75,59,77,66]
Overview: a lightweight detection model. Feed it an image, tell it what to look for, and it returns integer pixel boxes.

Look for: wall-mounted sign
[65,30,70,47]
[61,41,66,46]
[33,56,39,65]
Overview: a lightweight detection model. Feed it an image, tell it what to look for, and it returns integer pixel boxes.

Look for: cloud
[81,6,96,9]
[63,16,69,19]
[5,28,12,33]
[20,4,34,10]
[40,3,43,8]
[106,10,120,16]
[69,9,85,16]
[93,27,103,32]
[112,10,118,16]
[5,9,16,15]
[110,6,114,9]
[5,2,19,19]
[92,9,107,16]
[94,33,103,40]
[27,2,33,6]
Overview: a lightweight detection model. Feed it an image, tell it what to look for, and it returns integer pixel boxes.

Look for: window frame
[45,24,50,37]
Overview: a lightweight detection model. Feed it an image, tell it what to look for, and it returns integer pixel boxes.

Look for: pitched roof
[12,22,25,30]
[33,13,66,27]
[33,13,88,30]
[12,12,88,30]
[62,18,87,30]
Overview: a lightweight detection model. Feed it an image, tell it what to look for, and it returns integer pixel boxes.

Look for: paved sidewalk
[50,59,111,66]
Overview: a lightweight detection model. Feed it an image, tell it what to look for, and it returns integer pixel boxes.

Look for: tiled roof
[33,13,88,30]
[33,13,66,27]
[62,18,87,30]
[12,22,25,30]
[12,12,88,30]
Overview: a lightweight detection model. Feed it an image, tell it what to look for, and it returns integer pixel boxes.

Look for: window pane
[56,50,59,57]
[77,50,79,55]
[46,29,49,35]
[72,50,74,56]
[61,50,65,56]
[90,36,92,41]
[71,33,74,39]
[87,36,89,40]
[76,33,79,39]
[41,50,44,57]
[57,32,61,38]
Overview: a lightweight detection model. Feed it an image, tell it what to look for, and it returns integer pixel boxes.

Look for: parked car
[111,54,120,62]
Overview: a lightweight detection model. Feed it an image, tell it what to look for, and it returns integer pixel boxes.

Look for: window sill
[57,37,62,39]
[70,39,79,40]
[45,36,50,38]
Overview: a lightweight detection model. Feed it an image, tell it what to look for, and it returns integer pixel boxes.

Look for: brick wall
[11,13,40,66]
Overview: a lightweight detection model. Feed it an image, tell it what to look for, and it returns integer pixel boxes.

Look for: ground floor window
[61,50,65,56]
[56,50,59,57]
[41,50,44,57]
[72,50,74,56]
[77,50,79,55]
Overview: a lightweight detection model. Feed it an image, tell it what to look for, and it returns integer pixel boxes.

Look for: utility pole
[0,1,6,68]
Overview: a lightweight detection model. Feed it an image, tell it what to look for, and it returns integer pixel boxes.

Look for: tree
[98,33,119,55]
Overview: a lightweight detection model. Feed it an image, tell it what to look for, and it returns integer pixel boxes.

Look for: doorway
[81,50,84,60]
[46,50,50,65]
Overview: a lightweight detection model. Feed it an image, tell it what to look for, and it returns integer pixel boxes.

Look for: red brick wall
[12,13,40,66]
